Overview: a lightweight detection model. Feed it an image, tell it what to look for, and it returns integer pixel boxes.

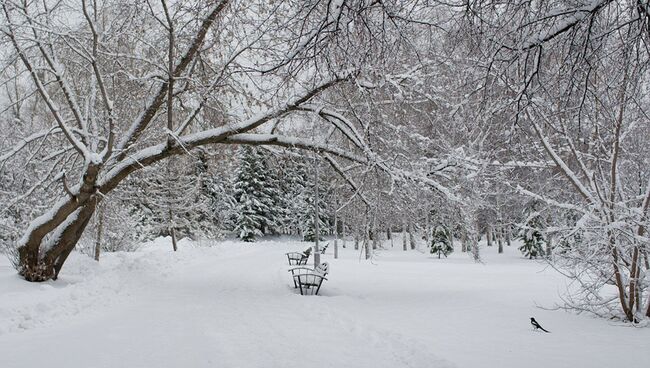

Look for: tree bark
[425,212,431,247]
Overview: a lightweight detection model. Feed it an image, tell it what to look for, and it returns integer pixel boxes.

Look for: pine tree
[430,224,453,258]
[518,204,546,259]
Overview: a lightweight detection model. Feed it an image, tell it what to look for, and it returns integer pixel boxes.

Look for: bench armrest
[295,273,327,283]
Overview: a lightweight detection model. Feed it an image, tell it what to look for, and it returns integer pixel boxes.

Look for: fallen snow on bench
[0,237,648,368]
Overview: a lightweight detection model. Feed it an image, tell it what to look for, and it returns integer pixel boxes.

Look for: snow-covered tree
[299,159,329,242]
[233,146,282,241]
[518,218,545,260]
[430,225,453,259]
[3,0,435,281]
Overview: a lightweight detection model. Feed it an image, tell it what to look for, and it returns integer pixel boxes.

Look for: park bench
[319,243,328,254]
[288,262,329,295]
[286,248,311,265]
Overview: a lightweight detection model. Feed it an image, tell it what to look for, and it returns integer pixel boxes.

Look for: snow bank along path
[1,238,648,368]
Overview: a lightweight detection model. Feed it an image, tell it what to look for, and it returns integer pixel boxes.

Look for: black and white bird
[530,317,550,333]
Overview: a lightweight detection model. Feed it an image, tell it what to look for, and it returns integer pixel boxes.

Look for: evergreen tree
[234,191,264,242]
[233,146,282,241]
[430,224,453,258]
[205,172,236,235]
[298,159,329,242]
[517,204,546,259]
[301,193,329,242]
[133,156,209,244]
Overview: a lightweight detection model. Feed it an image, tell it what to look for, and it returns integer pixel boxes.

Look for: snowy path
[1,239,648,368]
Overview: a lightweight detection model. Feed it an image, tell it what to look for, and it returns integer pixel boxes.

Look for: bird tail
[540,327,550,333]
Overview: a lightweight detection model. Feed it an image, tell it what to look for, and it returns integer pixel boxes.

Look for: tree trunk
[505,225,511,246]
[18,163,102,281]
[425,212,431,247]
[94,205,104,262]
[364,219,371,260]
[342,218,347,248]
[487,226,492,247]
[409,221,416,250]
[313,156,320,268]
[354,225,359,251]
[169,208,178,252]
[371,213,378,250]
[334,213,338,259]
[402,219,407,251]
[170,225,178,252]
[497,224,503,254]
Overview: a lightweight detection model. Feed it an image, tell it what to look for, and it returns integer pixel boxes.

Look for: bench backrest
[315,262,329,276]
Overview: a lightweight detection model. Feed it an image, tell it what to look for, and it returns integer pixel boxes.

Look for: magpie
[530,317,550,333]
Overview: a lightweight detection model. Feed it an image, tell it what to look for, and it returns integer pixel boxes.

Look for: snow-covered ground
[1,238,648,368]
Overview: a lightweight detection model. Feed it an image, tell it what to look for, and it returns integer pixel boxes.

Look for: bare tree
[464,0,650,321]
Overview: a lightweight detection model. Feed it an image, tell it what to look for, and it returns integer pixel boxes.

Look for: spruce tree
[517,204,546,259]
[233,146,282,241]
[430,224,453,258]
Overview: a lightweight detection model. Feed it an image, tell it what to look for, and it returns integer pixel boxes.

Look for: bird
[530,317,550,333]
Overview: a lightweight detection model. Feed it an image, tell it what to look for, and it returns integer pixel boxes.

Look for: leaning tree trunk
[17,163,102,281]
[20,201,99,281]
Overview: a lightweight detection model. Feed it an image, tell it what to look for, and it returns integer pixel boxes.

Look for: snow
[1,237,648,368]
